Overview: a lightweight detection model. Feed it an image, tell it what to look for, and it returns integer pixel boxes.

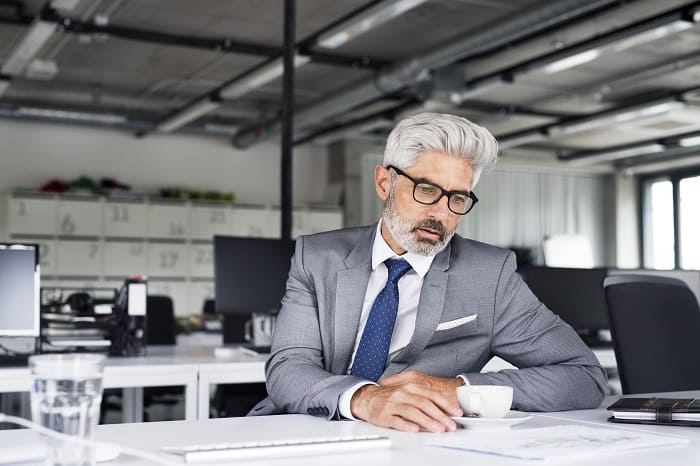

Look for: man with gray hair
[250,112,606,433]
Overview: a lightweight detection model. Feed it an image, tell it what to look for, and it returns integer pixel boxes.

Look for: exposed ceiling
[2,0,700,171]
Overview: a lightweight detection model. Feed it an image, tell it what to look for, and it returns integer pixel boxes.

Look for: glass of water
[29,353,105,466]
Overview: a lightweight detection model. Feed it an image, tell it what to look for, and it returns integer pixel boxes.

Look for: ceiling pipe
[39,7,385,70]
[232,0,620,148]
[496,93,693,150]
[0,86,266,119]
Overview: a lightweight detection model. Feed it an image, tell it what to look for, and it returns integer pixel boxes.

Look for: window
[642,171,700,270]
[643,179,674,269]
[680,175,700,269]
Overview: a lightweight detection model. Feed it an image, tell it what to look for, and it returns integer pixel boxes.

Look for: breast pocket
[429,314,480,345]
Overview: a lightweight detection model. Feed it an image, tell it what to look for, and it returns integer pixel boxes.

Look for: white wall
[0,119,328,205]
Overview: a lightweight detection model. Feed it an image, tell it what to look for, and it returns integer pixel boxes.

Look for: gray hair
[383,112,498,188]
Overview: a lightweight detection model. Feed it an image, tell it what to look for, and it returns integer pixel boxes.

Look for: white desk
[0,353,201,423]
[145,345,267,419]
[0,346,616,422]
[2,392,700,466]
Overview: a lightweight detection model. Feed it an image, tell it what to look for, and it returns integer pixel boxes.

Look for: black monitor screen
[524,266,609,332]
[214,236,295,315]
[0,244,40,337]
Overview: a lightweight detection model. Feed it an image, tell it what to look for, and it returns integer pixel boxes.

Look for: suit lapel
[384,242,451,376]
[331,226,375,374]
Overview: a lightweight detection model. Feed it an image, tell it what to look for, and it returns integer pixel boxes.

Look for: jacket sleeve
[264,236,365,419]
[461,252,608,411]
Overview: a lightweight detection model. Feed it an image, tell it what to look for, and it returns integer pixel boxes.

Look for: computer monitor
[523,266,609,335]
[213,236,295,315]
[0,243,40,337]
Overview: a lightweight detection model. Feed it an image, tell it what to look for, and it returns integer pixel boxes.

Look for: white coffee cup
[456,385,513,418]
[244,313,276,346]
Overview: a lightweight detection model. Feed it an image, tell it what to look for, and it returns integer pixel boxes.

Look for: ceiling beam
[39,7,386,70]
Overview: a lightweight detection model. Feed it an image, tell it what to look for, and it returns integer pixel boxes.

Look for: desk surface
[2,392,699,466]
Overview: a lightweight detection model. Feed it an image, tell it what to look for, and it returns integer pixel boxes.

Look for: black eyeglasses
[386,165,478,215]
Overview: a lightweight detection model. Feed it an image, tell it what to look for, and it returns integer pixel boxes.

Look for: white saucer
[95,443,120,462]
[451,410,532,429]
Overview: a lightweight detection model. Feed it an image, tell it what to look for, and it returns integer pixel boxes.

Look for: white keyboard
[161,435,391,463]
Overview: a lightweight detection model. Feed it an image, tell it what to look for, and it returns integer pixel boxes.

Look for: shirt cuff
[338,381,377,420]
[457,374,469,386]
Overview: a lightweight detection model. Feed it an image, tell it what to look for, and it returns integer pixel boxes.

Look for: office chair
[146,295,177,345]
[203,299,216,315]
[604,275,700,394]
[143,295,182,420]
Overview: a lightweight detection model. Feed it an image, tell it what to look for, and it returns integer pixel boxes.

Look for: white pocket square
[436,314,477,331]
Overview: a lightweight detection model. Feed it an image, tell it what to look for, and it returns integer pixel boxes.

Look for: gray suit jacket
[249,224,607,419]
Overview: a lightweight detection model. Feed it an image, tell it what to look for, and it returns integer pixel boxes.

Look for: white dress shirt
[338,220,436,419]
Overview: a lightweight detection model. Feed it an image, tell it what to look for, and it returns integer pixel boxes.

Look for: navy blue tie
[351,259,412,382]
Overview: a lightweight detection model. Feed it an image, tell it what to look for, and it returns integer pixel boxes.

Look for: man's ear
[374,165,391,201]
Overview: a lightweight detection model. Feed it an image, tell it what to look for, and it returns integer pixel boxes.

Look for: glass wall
[643,171,700,270]
[642,179,674,269]
[679,175,700,269]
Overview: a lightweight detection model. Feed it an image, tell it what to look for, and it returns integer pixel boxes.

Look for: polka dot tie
[351,259,412,382]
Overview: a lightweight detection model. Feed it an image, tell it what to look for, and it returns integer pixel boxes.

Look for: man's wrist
[350,384,380,420]
[456,374,469,386]
[339,381,375,419]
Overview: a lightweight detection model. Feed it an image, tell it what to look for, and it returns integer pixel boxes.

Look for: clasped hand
[350,370,463,433]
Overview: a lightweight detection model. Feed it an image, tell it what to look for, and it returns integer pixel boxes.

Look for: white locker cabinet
[56,240,103,276]
[292,209,343,237]
[189,281,215,314]
[57,199,102,237]
[104,201,147,238]
[103,241,148,278]
[190,243,214,278]
[36,239,57,276]
[8,196,57,236]
[190,204,235,240]
[148,203,190,239]
[231,207,280,238]
[147,242,188,277]
[7,193,342,315]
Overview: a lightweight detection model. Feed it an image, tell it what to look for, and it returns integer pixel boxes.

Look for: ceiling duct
[233,0,620,148]
[15,106,127,125]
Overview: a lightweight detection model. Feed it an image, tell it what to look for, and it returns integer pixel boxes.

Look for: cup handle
[244,320,252,342]
[469,392,482,417]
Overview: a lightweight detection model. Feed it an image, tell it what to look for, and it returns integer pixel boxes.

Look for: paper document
[429,425,689,462]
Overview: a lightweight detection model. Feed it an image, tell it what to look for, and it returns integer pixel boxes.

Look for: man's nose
[426,194,451,218]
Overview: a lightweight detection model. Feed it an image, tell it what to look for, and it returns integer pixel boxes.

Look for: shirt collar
[371,219,436,278]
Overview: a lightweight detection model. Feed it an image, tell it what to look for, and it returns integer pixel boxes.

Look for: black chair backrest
[604,274,700,394]
[146,295,177,345]
[203,298,216,315]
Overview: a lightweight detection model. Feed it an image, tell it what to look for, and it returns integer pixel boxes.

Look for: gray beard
[382,190,457,256]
